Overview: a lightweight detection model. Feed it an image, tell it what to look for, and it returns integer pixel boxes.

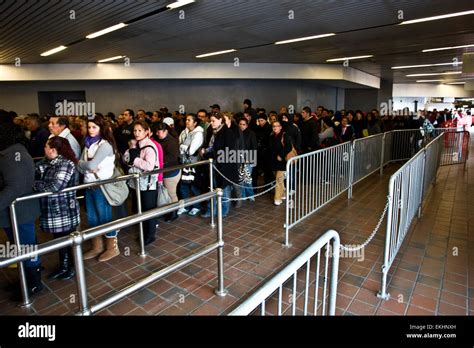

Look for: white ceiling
[1,0,473,83]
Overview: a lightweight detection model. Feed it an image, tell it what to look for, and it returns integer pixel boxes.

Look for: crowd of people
[0,101,465,302]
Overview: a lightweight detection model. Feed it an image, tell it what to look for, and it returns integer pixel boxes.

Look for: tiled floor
[0,137,472,316]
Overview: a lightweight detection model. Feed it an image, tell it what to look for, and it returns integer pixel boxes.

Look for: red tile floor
[0,137,472,316]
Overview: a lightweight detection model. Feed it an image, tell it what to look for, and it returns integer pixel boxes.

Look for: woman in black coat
[269,121,292,205]
[0,123,43,299]
[200,112,238,217]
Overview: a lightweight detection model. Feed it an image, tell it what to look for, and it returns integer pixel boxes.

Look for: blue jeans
[204,185,231,217]
[240,166,254,199]
[3,222,41,267]
[180,182,201,210]
[85,188,117,238]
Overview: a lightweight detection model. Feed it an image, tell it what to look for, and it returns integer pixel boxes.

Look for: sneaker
[201,212,211,218]
[188,208,200,216]
[274,200,282,206]
[177,207,189,215]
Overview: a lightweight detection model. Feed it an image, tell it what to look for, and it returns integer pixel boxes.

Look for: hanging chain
[340,195,390,252]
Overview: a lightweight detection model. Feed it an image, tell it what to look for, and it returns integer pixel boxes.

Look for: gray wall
[344,88,378,112]
[0,79,344,116]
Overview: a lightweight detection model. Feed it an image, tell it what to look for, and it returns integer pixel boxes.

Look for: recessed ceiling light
[392,62,463,69]
[274,33,335,45]
[407,71,463,77]
[98,55,126,63]
[422,44,474,52]
[40,45,67,56]
[399,10,474,25]
[86,23,128,39]
[415,80,444,82]
[326,55,373,62]
[196,49,236,58]
[167,0,195,9]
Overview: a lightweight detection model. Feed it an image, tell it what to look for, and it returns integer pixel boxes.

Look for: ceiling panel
[0,0,473,83]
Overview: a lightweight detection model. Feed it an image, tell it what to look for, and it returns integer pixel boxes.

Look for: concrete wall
[344,88,378,111]
[0,79,343,116]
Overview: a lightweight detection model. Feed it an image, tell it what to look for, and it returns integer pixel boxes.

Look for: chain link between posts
[340,196,390,252]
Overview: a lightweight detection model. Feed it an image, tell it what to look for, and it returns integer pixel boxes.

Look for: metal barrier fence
[229,229,340,316]
[4,159,214,308]
[285,142,351,246]
[0,190,227,314]
[439,131,470,169]
[378,134,444,300]
[349,133,384,198]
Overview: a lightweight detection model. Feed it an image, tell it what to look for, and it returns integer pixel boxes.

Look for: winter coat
[124,138,160,191]
[157,134,180,178]
[78,139,115,183]
[179,126,204,163]
[208,126,239,189]
[301,116,319,153]
[33,155,80,233]
[0,144,41,228]
[269,132,292,171]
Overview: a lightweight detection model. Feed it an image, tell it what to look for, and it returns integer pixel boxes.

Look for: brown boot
[83,236,104,260]
[98,237,120,262]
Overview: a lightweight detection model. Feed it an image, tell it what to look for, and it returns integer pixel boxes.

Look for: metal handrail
[229,229,340,316]
[8,158,215,307]
[1,190,227,315]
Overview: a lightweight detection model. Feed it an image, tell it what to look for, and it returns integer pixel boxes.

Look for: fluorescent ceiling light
[275,33,335,45]
[407,71,463,77]
[446,82,465,85]
[86,23,127,39]
[416,80,444,82]
[98,55,126,63]
[196,49,236,58]
[40,45,67,56]
[167,0,195,9]
[326,55,373,62]
[392,62,463,69]
[422,44,474,52]
[400,10,474,25]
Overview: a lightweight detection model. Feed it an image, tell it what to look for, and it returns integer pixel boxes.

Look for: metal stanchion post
[9,202,32,308]
[209,159,215,228]
[214,189,227,297]
[135,175,146,257]
[348,141,355,199]
[380,133,386,175]
[71,232,91,315]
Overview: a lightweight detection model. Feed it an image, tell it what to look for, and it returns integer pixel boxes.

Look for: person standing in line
[124,120,160,245]
[0,123,43,300]
[78,116,120,262]
[33,136,80,280]
[269,121,292,206]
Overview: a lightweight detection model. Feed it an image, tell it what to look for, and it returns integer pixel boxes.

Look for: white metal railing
[439,130,470,169]
[4,159,215,308]
[229,229,340,316]
[378,134,444,300]
[349,133,384,198]
[285,142,351,246]
[0,190,227,315]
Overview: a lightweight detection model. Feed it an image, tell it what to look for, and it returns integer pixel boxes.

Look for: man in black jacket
[300,106,319,153]
[254,114,273,188]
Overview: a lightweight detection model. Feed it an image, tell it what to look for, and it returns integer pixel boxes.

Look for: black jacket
[157,134,180,178]
[281,121,301,153]
[208,126,239,188]
[301,117,319,153]
[269,132,292,171]
[28,127,50,158]
[255,122,272,151]
[0,144,41,228]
